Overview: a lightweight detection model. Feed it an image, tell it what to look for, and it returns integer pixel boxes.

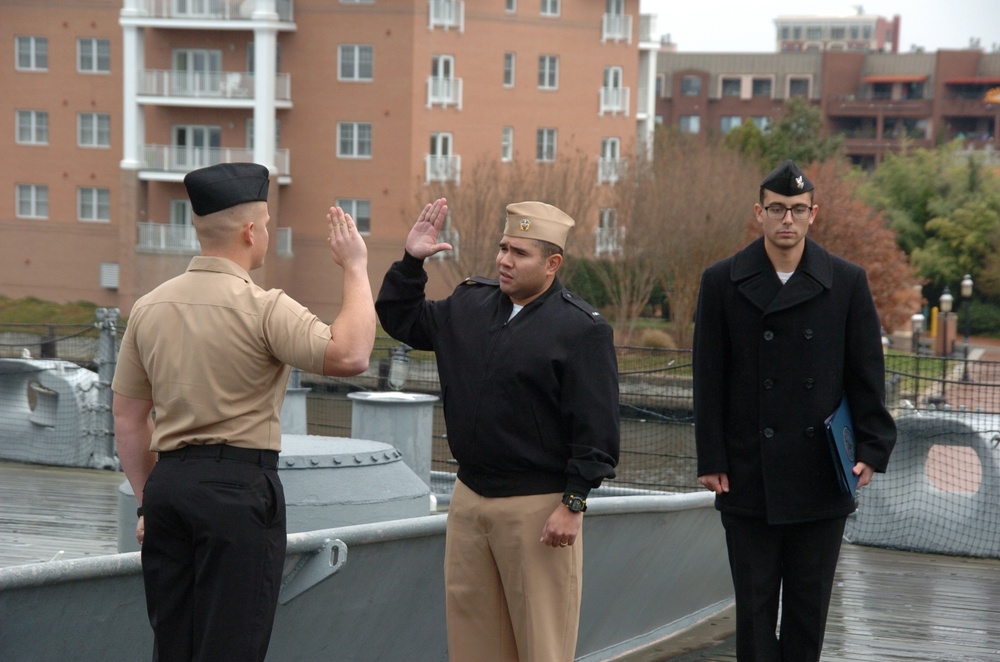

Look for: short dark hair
[535,239,563,258]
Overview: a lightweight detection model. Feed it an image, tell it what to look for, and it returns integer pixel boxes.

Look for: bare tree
[423,151,601,283]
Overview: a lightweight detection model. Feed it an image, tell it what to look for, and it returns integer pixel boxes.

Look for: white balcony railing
[142,145,290,176]
[136,0,294,21]
[425,154,461,184]
[138,223,292,255]
[595,226,625,257]
[139,70,292,103]
[602,13,633,43]
[429,0,463,31]
[597,158,627,185]
[600,86,630,116]
[138,222,200,252]
[426,77,463,109]
[639,14,657,44]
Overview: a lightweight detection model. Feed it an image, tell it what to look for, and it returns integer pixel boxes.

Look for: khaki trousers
[445,479,583,662]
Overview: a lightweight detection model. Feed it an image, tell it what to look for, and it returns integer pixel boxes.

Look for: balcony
[638,14,657,45]
[825,96,932,118]
[426,77,463,109]
[137,222,199,253]
[139,70,292,107]
[597,157,626,185]
[428,0,463,31]
[137,223,292,255]
[602,13,633,43]
[940,97,1000,117]
[139,145,291,179]
[425,154,461,184]
[128,0,294,23]
[595,226,625,258]
[600,87,630,116]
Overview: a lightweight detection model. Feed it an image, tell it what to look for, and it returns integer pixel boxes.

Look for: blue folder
[825,395,859,498]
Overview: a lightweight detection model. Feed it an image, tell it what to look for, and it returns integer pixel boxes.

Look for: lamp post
[911,312,925,355]
[961,274,974,381]
[940,287,953,401]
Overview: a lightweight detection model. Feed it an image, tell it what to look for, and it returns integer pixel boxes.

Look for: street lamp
[940,287,953,401]
[961,274,974,381]
[911,313,925,354]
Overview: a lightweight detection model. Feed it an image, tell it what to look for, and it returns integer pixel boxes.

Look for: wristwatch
[561,493,587,513]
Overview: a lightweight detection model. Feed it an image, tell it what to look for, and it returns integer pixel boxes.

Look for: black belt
[159,445,279,468]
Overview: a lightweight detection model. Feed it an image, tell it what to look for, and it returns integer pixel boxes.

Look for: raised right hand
[326,206,368,269]
[405,198,451,259]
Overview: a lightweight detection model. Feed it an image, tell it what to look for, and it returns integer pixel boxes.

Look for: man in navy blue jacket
[693,160,896,660]
[377,198,619,662]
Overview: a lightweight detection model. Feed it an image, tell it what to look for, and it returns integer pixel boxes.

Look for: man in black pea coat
[693,160,896,661]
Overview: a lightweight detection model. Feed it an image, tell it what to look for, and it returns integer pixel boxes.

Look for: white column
[252,0,278,174]
[119,3,145,169]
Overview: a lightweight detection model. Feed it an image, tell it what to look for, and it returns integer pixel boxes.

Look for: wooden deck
[4,461,1000,661]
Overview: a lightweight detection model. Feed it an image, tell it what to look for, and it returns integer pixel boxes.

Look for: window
[752,78,772,98]
[173,49,222,95]
[78,113,111,147]
[830,26,845,40]
[17,184,48,218]
[850,25,859,39]
[79,187,111,222]
[172,125,221,169]
[862,25,872,39]
[538,55,558,90]
[780,26,789,39]
[16,110,48,144]
[337,122,372,158]
[339,45,373,81]
[679,115,700,134]
[788,77,810,98]
[429,54,459,106]
[721,78,741,97]
[792,27,801,40]
[78,38,111,73]
[720,116,742,133]
[171,200,193,227]
[806,26,822,39]
[598,137,621,184]
[503,52,515,87]
[541,0,559,16]
[596,208,622,257]
[680,75,701,96]
[427,133,457,182]
[751,116,770,131]
[506,0,516,11]
[16,36,47,71]
[536,128,556,162]
[501,127,514,162]
[336,198,371,234]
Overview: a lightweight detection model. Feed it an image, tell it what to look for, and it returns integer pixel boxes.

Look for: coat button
[763,427,774,438]
[804,329,814,339]
[805,378,815,389]
[805,427,815,437]
[764,378,774,389]
[763,330,774,341]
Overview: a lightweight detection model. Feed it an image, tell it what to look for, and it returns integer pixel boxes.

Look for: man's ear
[244,222,255,245]
[547,253,563,275]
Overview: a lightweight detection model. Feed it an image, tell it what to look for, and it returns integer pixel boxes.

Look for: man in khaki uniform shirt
[112,162,375,661]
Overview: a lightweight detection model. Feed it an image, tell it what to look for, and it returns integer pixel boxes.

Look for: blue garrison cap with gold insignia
[183,163,270,216]
[760,159,814,196]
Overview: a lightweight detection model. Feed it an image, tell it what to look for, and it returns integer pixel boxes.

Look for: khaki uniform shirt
[112,256,331,452]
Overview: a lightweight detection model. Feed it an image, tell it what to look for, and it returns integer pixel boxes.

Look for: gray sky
[638,0,1000,53]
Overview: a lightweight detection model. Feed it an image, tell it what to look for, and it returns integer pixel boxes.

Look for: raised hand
[326,206,368,269]
[405,198,451,260]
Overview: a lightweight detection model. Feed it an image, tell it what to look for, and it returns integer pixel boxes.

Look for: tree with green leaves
[724,98,842,171]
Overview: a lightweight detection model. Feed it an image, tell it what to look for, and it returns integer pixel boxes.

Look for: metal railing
[141,145,290,176]
[139,70,291,102]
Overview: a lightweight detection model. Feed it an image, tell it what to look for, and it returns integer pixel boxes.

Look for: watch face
[564,496,584,512]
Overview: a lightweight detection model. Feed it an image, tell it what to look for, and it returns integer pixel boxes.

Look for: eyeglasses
[763,204,813,221]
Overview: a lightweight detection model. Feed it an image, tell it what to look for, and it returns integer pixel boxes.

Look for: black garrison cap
[760,159,814,196]
[183,163,270,216]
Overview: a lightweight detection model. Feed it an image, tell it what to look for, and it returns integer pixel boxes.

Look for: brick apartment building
[655,49,1000,169]
[3,0,659,318]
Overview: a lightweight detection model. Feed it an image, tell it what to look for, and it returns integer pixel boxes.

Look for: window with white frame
[536,128,556,162]
[78,38,111,73]
[541,0,560,16]
[78,113,111,147]
[337,122,372,158]
[172,49,222,95]
[720,116,742,133]
[599,137,621,184]
[602,66,626,113]
[503,52,515,87]
[172,125,221,169]
[596,207,622,257]
[170,200,193,227]
[680,75,701,96]
[16,184,48,219]
[336,198,371,234]
[501,127,514,162]
[16,110,48,144]
[16,36,48,71]
[751,116,770,131]
[752,78,772,98]
[506,0,516,11]
[429,54,458,106]
[721,77,741,97]
[679,115,700,134]
[339,44,373,81]
[538,55,558,90]
[427,132,456,182]
[78,187,111,222]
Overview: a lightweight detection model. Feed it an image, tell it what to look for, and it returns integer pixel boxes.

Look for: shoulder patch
[561,291,604,320]
[462,276,499,287]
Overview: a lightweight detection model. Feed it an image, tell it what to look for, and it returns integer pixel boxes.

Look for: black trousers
[721,512,846,662]
[141,448,286,662]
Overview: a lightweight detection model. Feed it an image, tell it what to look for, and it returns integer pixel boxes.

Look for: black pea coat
[693,237,896,524]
